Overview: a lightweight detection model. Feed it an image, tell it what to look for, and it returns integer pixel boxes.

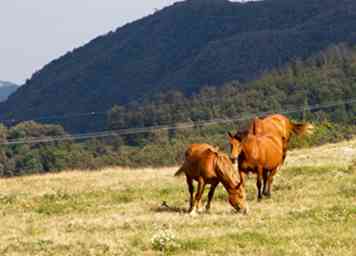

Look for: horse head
[228,183,248,214]
[227,131,244,170]
[214,150,248,214]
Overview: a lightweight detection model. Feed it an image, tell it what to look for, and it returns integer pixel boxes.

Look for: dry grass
[0,140,355,255]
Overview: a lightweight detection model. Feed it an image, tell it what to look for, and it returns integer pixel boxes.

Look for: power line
[0,94,239,123]
[0,111,108,124]
[1,97,355,146]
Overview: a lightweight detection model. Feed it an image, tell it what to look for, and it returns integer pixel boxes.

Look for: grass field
[0,139,355,256]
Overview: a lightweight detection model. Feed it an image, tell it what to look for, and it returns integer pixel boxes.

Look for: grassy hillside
[3,0,356,129]
[0,139,355,255]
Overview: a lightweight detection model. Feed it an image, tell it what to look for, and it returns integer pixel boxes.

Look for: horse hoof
[241,207,249,215]
[189,209,198,217]
[263,192,271,197]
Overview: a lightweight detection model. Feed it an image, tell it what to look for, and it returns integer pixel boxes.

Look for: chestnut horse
[228,114,313,199]
[175,144,248,215]
[228,131,284,200]
[246,114,313,164]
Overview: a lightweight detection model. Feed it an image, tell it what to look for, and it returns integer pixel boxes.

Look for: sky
[0,0,186,85]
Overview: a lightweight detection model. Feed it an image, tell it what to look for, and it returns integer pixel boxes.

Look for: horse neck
[221,179,239,195]
[215,166,239,194]
[213,153,240,194]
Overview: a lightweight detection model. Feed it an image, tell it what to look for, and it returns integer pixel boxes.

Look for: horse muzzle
[234,205,249,215]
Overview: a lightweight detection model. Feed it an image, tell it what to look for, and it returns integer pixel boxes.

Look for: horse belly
[192,175,218,185]
[263,154,283,170]
[240,161,257,174]
[190,164,217,182]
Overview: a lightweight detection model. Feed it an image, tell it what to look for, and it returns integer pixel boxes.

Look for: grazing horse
[228,114,313,200]
[175,144,248,215]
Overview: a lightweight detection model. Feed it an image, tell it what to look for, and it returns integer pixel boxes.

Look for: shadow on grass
[151,201,187,214]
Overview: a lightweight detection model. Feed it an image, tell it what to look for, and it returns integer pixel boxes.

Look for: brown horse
[246,114,314,163]
[228,114,313,200]
[228,131,284,200]
[175,144,248,215]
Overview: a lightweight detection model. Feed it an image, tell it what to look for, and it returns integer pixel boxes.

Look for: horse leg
[186,176,194,212]
[191,178,206,215]
[256,166,263,201]
[266,168,278,197]
[262,169,269,196]
[196,179,206,213]
[239,170,246,187]
[205,181,219,212]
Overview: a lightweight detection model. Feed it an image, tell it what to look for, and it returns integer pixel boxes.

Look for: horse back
[183,144,219,180]
[186,144,217,159]
[251,114,291,140]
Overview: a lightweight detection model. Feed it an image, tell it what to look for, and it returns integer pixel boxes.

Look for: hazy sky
[0,0,185,84]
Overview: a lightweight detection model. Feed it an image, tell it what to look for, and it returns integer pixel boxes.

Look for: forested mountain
[2,0,356,131]
[107,44,356,130]
[0,81,19,102]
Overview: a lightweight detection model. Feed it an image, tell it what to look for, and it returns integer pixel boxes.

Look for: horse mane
[214,151,238,186]
[233,117,264,141]
[233,129,249,142]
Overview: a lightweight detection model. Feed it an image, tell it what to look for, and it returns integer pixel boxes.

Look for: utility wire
[0,111,108,124]
[1,97,355,145]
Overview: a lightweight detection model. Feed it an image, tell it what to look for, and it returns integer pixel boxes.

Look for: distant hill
[2,0,356,130]
[0,81,19,102]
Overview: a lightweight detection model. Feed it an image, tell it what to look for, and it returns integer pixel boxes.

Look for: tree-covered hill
[108,44,356,130]
[2,0,356,130]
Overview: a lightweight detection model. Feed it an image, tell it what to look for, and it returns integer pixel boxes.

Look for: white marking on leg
[190,207,198,216]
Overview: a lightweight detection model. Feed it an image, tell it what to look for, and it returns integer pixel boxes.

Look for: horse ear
[234,131,245,141]
[228,131,234,139]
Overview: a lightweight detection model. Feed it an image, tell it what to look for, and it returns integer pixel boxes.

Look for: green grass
[0,140,355,255]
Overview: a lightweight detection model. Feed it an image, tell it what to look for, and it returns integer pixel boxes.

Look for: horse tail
[290,122,314,136]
